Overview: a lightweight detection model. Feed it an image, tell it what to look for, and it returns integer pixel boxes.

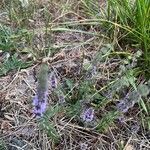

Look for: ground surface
[0,0,150,150]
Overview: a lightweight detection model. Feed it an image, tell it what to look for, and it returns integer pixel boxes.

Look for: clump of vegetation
[0,0,150,149]
[0,140,7,150]
[107,0,150,75]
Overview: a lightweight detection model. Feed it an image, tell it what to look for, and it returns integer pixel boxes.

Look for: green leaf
[0,54,32,76]
[83,59,92,71]
[39,118,59,142]
[45,105,62,119]
[147,117,150,130]
[140,99,148,114]
[129,90,141,103]
[65,79,74,90]
[129,77,136,90]
[121,76,130,87]
[0,25,14,51]
[66,101,82,118]
[0,140,7,150]
[138,84,149,97]
[96,111,119,132]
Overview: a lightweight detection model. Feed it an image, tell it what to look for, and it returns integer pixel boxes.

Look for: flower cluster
[117,98,135,113]
[33,91,48,117]
[50,72,57,89]
[117,91,140,113]
[81,107,94,122]
[32,65,61,117]
[33,64,48,117]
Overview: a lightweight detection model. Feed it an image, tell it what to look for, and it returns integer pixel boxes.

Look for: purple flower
[131,123,140,133]
[50,72,57,89]
[81,107,94,122]
[116,99,129,113]
[117,94,136,113]
[33,91,48,117]
[91,65,97,76]
[33,64,48,117]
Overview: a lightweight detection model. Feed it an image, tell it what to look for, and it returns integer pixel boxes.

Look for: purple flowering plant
[116,90,141,113]
[33,91,48,117]
[33,63,49,117]
[50,72,58,89]
[81,107,94,122]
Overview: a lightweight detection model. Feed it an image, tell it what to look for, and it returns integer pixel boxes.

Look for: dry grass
[0,0,150,150]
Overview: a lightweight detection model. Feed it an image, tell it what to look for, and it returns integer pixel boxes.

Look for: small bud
[58,94,65,104]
